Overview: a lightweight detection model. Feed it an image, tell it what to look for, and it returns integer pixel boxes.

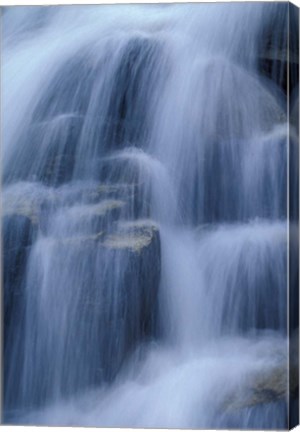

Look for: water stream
[2,3,298,429]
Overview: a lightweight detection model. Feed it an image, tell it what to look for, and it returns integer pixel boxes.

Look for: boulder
[223,358,298,411]
[99,219,161,380]
[11,218,161,407]
[84,219,161,381]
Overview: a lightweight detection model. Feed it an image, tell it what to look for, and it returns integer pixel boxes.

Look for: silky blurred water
[2,3,293,428]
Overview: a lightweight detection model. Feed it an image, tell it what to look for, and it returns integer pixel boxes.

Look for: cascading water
[2,3,299,429]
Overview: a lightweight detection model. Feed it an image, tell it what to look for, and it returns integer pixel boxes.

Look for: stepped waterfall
[2,3,299,429]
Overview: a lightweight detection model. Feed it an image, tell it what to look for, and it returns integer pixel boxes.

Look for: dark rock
[3,213,37,327]
[257,3,299,95]
[13,219,161,407]
[101,220,161,380]
[102,37,162,149]
[3,213,37,411]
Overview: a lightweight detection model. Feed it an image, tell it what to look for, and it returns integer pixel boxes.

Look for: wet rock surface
[224,356,298,411]
[3,181,161,408]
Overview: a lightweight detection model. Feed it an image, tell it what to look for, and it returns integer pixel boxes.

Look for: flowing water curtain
[2,3,298,429]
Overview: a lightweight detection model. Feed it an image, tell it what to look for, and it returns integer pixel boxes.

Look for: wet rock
[100,219,161,380]
[3,214,37,324]
[85,219,161,380]
[216,399,287,430]
[3,182,139,234]
[258,48,299,96]
[94,153,152,219]
[3,196,40,225]
[103,37,162,149]
[48,199,127,238]
[42,153,76,186]
[257,4,299,95]
[2,212,38,411]
[103,219,159,252]
[16,219,161,404]
[224,360,298,411]
[4,114,84,186]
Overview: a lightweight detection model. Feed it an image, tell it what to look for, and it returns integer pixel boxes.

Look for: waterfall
[2,3,298,429]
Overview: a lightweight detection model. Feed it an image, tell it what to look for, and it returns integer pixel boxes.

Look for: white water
[2,4,292,429]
